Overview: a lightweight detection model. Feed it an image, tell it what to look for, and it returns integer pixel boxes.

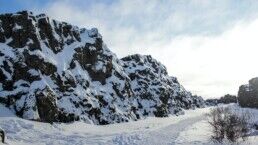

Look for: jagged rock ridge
[0,11,204,124]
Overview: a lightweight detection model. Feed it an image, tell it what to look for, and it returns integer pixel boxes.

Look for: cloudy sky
[1,0,258,99]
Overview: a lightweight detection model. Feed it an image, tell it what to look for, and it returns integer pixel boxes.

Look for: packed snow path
[109,115,206,145]
[0,104,257,145]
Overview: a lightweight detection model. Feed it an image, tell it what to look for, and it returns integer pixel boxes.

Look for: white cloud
[39,0,258,98]
[149,20,258,98]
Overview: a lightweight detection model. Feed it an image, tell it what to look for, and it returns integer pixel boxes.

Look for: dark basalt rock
[0,128,5,143]
[238,77,258,108]
[58,112,79,123]
[0,11,40,50]
[192,95,205,107]
[35,87,59,123]
[38,16,62,53]
[72,36,115,85]
[23,50,57,76]
[122,54,205,117]
[154,104,169,117]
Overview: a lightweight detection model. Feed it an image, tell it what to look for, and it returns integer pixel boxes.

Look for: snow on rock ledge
[0,11,205,125]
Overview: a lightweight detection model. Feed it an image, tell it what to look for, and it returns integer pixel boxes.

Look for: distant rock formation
[219,94,237,104]
[205,98,219,106]
[238,77,258,108]
[205,94,237,106]
[0,11,205,124]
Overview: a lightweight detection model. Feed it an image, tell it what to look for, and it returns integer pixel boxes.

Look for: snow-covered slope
[0,104,209,145]
[0,11,204,125]
[1,104,258,145]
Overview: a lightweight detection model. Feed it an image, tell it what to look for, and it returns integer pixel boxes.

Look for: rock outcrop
[238,77,258,108]
[0,11,205,124]
[0,128,4,143]
[122,54,204,117]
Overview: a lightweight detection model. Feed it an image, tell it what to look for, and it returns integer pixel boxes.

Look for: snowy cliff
[0,11,204,124]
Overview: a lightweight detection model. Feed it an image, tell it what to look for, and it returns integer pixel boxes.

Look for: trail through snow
[110,115,206,145]
[0,104,257,145]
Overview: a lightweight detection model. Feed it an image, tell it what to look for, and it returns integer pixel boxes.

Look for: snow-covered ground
[0,104,257,145]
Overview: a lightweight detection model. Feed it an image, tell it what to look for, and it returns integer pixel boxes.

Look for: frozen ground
[0,104,257,145]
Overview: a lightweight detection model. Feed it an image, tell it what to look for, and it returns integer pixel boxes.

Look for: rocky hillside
[122,54,204,117]
[238,77,258,108]
[0,11,204,125]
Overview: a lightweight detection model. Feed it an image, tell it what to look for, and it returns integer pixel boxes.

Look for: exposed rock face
[238,77,258,108]
[0,11,205,124]
[0,128,4,143]
[122,54,204,117]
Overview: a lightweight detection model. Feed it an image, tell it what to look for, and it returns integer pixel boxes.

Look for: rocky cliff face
[122,54,204,117]
[0,11,204,124]
[238,77,258,108]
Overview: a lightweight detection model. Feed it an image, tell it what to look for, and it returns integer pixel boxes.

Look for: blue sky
[0,0,114,14]
[2,0,258,37]
[0,0,44,13]
[1,0,258,98]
